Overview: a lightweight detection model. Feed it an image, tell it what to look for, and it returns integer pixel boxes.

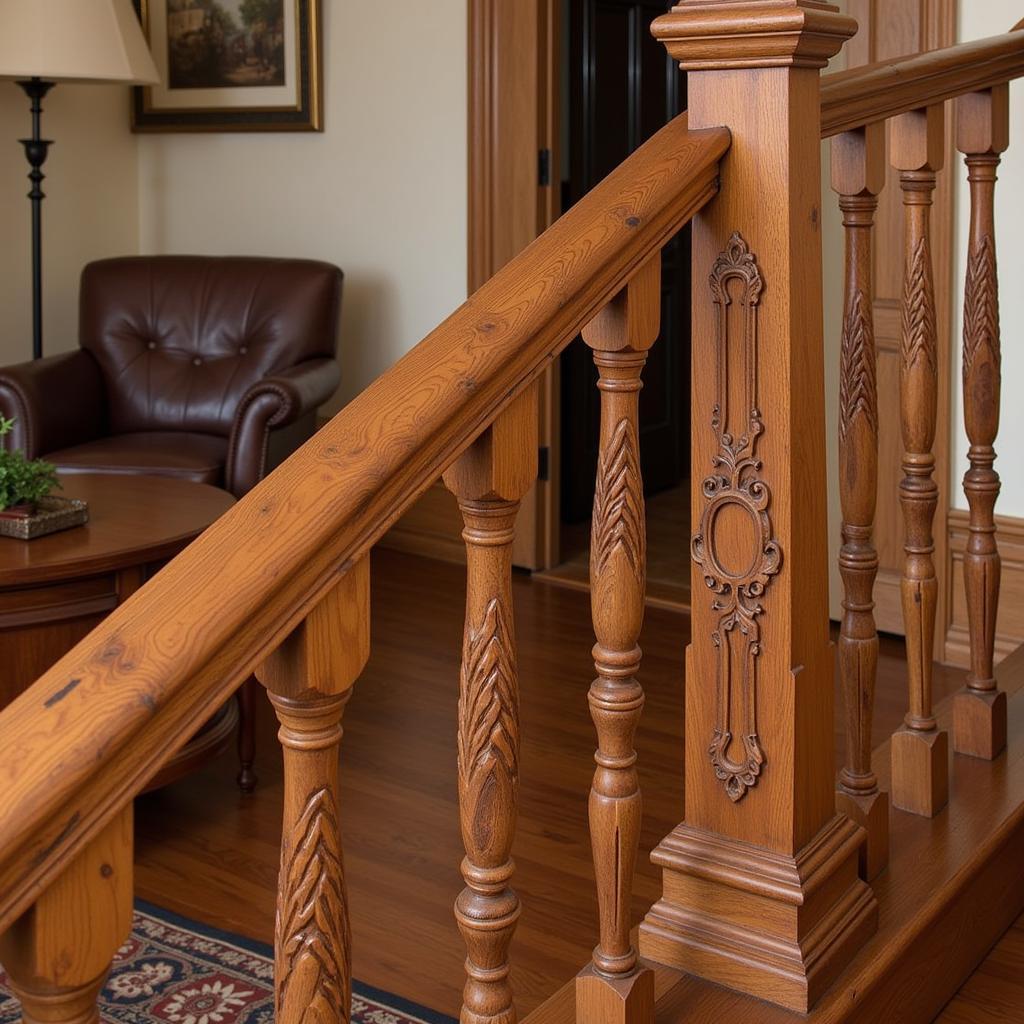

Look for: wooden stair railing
[0,110,728,1024]
[808,24,1024,899]
[3,5,1024,1024]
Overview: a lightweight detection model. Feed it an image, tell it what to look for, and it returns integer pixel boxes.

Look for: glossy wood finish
[937,910,1024,1022]
[256,557,371,1024]
[526,643,1024,1024]
[820,28,1024,138]
[576,257,660,1024]
[0,805,132,1024]
[953,85,1010,762]
[831,122,889,881]
[836,3,957,654]
[0,474,235,587]
[947,508,1024,667]
[0,119,728,938]
[647,3,875,1013]
[131,549,966,1019]
[443,389,538,1024]
[889,105,949,819]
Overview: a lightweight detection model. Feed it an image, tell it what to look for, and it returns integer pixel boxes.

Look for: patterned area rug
[0,901,454,1024]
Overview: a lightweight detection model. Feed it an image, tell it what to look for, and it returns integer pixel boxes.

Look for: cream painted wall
[0,84,139,365]
[136,1,468,413]
[954,3,1024,516]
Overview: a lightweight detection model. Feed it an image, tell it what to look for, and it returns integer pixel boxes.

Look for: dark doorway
[559,0,691,524]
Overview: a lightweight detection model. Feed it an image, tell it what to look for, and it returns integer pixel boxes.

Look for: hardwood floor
[537,482,692,610]
[937,912,1024,1022]
[136,547,969,1020]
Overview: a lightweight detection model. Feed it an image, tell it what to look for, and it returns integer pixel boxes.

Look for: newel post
[641,2,877,1013]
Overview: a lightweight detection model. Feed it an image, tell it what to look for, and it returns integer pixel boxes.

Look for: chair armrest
[0,350,104,457]
[226,357,341,497]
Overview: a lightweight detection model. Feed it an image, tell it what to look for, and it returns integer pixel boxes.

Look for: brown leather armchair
[0,255,343,790]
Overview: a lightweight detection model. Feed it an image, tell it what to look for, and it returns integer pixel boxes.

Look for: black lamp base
[16,77,55,361]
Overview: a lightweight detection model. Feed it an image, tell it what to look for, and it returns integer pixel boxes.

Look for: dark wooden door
[561,0,689,523]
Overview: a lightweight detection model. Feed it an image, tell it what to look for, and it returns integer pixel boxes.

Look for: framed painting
[131,0,322,132]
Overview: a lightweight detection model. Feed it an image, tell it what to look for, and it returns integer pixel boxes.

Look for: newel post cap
[653,0,858,71]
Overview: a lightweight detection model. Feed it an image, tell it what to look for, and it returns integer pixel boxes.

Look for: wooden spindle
[443,387,537,1024]
[575,256,659,1024]
[889,104,949,818]
[832,123,889,879]
[0,806,132,1024]
[256,556,370,1024]
[953,85,1009,761]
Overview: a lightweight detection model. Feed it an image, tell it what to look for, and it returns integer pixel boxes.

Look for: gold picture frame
[131,0,322,132]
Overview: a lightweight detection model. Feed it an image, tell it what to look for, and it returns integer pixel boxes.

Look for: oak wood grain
[889,105,949,819]
[130,548,965,1019]
[0,114,729,938]
[256,558,371,1024]
[820,29,1024,138]
[577,256,661,1022]
[526,643,1024,1024]
[831,122,889,881]
[444,389,538,1024]
[952,85,1010,762]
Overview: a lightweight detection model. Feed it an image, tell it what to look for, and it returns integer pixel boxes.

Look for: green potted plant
[0,417,89,541]
[0,417,61,518]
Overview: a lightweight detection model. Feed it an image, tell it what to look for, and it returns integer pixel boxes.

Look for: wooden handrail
[821,27,1024,138]
[0,114,729,936]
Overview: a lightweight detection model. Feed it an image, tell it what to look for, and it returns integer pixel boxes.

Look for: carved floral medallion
[692,233,781,803]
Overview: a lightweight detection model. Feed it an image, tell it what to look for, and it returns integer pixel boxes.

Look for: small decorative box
[0,496,89,540]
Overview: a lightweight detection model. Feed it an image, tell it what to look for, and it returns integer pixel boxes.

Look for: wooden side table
[0,473,237,789]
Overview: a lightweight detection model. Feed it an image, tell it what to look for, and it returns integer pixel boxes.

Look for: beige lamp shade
[0,0,160,84]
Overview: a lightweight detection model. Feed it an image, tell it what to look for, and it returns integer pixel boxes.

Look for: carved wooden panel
[692,233,781,803]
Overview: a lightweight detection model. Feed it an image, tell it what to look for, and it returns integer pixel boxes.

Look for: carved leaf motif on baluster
[591,418,645,583]
[458,597,519,790]
[963,233,1000,381]
[693,232,781,804]
[902,235,938,375]
[277,786,350,1024]
[839,289,879,442]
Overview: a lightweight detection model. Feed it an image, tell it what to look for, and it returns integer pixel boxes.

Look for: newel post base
[891,726,949,817]
[953,687,1007,761]
[836,787,889,882]
[641,816,876,1013]
[575,963,654,1024]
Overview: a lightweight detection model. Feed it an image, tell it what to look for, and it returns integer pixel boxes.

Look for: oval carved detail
[692,233,782,804]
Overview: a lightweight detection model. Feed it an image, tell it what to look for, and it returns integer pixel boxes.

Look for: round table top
[0,474,236,587]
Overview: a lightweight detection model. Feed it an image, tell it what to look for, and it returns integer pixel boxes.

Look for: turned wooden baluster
[832,123,889,879]
[0,806,132,1024]
[443,387,537,1024]
[953,85,1010,761]
[256,556,371,1024]
[889,105,949,818]
[575,256,659,1024]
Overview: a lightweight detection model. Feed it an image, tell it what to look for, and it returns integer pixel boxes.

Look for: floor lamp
[0,0,159,360]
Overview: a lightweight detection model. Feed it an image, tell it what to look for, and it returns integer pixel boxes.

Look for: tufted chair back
[80,256,342,437]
